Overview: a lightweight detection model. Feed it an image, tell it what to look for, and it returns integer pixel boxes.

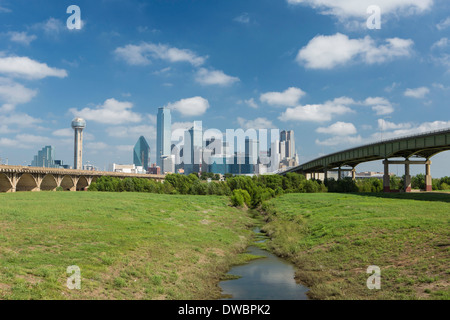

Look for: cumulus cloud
[431,37,449,50]
[106,125,156,139]
[115,42,207,66]
[296,33,413,69]
[437,17,450,30]
[237,117,275,130]
[287,0,433,20]
[260,87,306,107]
[316,121,357,136]
[364,97,394,115]
[279,97,356,122]
[315,135,363,147]
[32,18,66,37]
[238,98,259,109]
[70,98,142,125]
[0,77,38,112]
[404,87,430,99]
[377,119,412,131]
[234,13,251,24]
[195,68,240,86]
[7,31,37,45]
[373,120,450,141]
[0,56,68,79]
[165,96,210,117]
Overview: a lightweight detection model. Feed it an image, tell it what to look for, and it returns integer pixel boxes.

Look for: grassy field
[262,192,450,300]
[0,192,255,300]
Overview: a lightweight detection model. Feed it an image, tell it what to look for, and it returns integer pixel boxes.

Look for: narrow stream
[219,227,309,300]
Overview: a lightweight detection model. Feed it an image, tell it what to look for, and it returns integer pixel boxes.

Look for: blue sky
[0,0,449,176]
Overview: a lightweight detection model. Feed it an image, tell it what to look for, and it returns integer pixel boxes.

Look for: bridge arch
[60,175,75,191]
[0,173,12,192]
[76,176,89,191]
[40,174,58,191]
[16,173,38,192]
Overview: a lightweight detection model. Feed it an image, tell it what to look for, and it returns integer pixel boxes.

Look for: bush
[231,189,251,207]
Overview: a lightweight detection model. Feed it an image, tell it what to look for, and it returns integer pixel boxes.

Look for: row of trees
[89,173,326,208]
[89,173,450,208]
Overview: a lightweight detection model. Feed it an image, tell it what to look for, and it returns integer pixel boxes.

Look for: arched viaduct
[0,165,165,193]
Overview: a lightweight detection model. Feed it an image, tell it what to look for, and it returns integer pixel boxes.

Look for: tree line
[88,173,450,208]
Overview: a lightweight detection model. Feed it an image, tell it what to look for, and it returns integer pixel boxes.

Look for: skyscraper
[280,130,295,159]
[157,107,172,170]
[71,118,86,170]
[133,136,150,171]
[183,121,203,175]
[31,146,55,168]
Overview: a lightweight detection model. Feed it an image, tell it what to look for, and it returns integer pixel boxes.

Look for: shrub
[231,189,251,207]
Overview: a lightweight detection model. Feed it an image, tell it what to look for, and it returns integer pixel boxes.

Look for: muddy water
[219,227,309,300]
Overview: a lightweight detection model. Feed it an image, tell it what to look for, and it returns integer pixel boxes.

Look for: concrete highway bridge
[0,165,165,193]
[279,128,450,192]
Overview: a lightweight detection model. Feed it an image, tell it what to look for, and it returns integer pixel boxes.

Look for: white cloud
[0,5,11,13]
[165,96,209,117]
[364,97,394,115]
[287,0,433,19]
[437,17,450,30]
[195,68,240,86]
[234,13,251,24]
[296,33,413,69]
[8,31,37,45]
[0,56,68,79]
[70,98,142,125]
[279,97,356,122]
[239,98,259,109]
[52,128,73,137]
[237,117,275,130]
[315,135,363,146]
[374,120,450,140]
[404,87,430,99]
[0,133,51,149]
[106,125,156,139]
[33,18,66,37]
[0,77,38,112]
[260,87,306,107]
[377,119,412,130]
[431,37,449,50]
[115,42,207,66]
[0,113,42,127]
[316,121,357,136]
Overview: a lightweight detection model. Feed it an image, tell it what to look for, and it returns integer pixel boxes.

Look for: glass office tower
[156,107,172,169]
[133,136,150,171]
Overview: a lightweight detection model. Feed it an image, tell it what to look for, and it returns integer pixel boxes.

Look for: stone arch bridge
[0,165,165,193]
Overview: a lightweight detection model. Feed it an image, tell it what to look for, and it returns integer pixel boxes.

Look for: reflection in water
[220,244,309,300]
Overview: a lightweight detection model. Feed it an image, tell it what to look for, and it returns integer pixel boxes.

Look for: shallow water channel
[219,227,309,300]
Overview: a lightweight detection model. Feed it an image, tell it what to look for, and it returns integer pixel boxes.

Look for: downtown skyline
[0,1,450,177]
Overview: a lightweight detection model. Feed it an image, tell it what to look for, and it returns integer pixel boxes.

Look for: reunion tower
[71,118,86,170]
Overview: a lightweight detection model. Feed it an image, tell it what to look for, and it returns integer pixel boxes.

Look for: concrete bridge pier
[425,160,433,192]
[404,161,412,193]
[383,159,432,193]
[383,160,390,192]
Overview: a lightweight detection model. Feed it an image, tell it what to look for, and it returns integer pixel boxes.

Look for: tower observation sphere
[72,118,86,170]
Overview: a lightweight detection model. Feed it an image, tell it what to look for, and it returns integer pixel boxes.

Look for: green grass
[262,192,450,300]
[0,192,255,300]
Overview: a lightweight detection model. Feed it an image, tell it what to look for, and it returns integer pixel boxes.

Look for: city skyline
[0,1,449,177]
